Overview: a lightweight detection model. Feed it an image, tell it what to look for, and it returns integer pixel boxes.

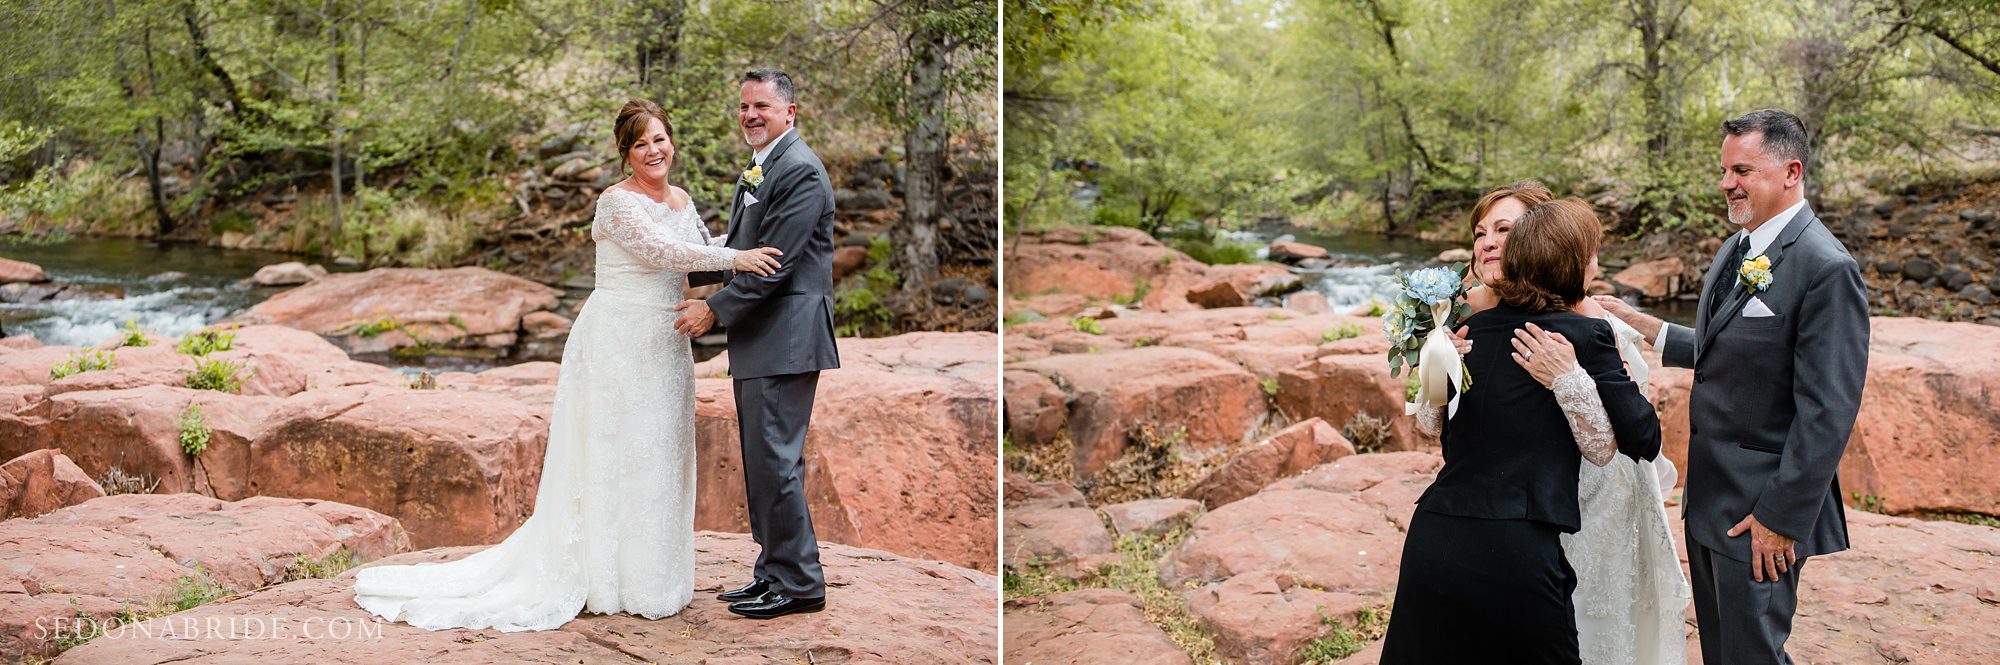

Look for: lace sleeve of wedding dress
[1413,403,1443,436]
[593,192,738,272]
[1552,367,1616,467]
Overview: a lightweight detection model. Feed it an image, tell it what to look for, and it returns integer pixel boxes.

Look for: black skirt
[1378,509,1581,665]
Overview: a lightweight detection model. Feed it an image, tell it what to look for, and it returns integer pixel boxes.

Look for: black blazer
[1414,303,1663,533]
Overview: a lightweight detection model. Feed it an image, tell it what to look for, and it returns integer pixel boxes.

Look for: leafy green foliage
[1069,315,1105,335]
[1298,604,1393,663]
[177,328,237,356]
[1005,0,2000,237]
[186,358,248,393]
[282,549,359,582]
[1322,323,1364,343]
[1002,525,1218,662]
[835,286,893,337]
[166,565,231,612]
[119,319,151,347]
[50,350,114,380]
[343,316,402,339]
[178,404,211,457]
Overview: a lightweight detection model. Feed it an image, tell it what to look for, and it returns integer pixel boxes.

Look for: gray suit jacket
[689,130,841,379]
[1658,205,1869,562]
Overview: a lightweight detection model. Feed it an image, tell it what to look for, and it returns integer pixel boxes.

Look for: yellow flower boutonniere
[741,165,764,190]
[1739,254,1773,293]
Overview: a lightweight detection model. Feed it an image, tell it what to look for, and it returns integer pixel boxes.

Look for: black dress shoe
[716,578,771,603]
[727,590,825,619]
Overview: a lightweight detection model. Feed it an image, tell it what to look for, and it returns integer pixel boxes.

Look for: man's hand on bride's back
[734,247,783,276]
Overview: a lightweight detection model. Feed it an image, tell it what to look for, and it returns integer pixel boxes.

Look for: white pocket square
[742,192,760,207]
[1741,296,1776,318]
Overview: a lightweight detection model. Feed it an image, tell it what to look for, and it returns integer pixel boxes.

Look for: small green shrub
[1110,277,1152,306]
[835,286,892,336]
[165,565,230,612]
[50,350,114,380]
[177,327,238,355]
[282,548,359,582]
[1261,377,1280,397]
[186,358,249,393]
[1070,316,1105,335]
[177,404,210,457]
[1298,604,1392,663]
[1322,323,1364,343]
[119,319,151,347]
[343,316,402,339]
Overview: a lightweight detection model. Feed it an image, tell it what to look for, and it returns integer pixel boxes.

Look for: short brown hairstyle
[613,99,672,170]
[1467,180,1554,240]
[1491,198,1601,313]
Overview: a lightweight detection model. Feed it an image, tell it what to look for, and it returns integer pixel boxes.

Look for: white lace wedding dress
[1563,314,1692,665]
[352,187,738,631]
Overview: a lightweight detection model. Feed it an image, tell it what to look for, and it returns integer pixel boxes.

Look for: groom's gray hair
[1723,109,1810,168]
[744,68,796,105]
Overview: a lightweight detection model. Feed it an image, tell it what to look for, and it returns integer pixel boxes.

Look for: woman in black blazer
[1379,198,1663,665]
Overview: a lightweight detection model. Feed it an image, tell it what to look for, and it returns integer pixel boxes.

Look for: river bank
[1000,223,2000,664]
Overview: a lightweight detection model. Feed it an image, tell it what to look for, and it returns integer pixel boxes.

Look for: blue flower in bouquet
[1402,267,1460,307]
[1383,309,1413,345]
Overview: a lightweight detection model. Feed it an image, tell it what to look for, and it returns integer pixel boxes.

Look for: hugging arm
[703,165,826,328]
[594,195,737,272]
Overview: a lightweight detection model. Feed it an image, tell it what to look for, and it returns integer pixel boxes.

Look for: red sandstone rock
[0,386,282,498]
[236,267,562,354]
[692,332,998,572]
[832,244,868,279]
[1005,503,1115,566]
[1,493,406,662]
[1184,417,1355,508]
[1010,346,1267,479]
[251,262,328,287]
[1268,241,1329,263]
[53,532,994,665]
[1612,257,1685,301]
[0,449,103,519]
[249,385,550,550]
[1099,498,1202,537]
[1186,280,1250,308]
[1005,589,1193,665]
[1006,368,1068,450]
[1274,354,1430,452]
[0,257,48,284]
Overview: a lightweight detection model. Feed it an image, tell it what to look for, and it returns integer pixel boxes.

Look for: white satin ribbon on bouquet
[1404,300,1465,418]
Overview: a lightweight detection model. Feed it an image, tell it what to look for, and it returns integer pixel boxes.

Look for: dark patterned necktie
[1711,237,1749,319]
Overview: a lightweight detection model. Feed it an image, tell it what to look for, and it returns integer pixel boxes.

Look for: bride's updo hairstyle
[1491,198,1601,314]
[613,99,673,172]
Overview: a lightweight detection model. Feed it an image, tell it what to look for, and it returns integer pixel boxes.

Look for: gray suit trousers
[734,371,825,598]
[1687,522,1806,665]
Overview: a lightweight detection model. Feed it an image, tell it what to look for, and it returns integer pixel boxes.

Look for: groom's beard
[1726,191,1752,227]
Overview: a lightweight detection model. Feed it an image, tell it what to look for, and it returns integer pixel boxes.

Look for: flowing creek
[1231,222,1698,327]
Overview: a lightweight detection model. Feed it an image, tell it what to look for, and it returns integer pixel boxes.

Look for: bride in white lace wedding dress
[1565,306,1692,665]
[352,101,781,632]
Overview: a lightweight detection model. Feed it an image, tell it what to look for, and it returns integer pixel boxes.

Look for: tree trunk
[142,19,174,236]
[635,0,688,105]
[896,25,950,302]
[326,0,344,246]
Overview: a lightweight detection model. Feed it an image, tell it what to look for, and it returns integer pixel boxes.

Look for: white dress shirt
[1651,198,1807,349]
[752,126,795,167]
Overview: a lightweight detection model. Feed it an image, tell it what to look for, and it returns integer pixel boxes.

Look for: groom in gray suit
[1600,108,1869,664]
[678,68,841,619]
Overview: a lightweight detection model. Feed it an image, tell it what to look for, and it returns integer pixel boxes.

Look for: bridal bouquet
[1384,264,1473,417]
